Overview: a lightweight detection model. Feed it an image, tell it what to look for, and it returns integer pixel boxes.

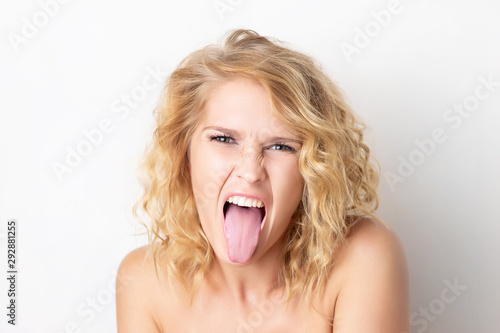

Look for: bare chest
[154,292,334,333]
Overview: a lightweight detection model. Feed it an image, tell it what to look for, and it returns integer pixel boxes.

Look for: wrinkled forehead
[196,78,298,137]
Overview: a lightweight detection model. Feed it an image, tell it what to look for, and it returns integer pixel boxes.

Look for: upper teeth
[227,195,264,208]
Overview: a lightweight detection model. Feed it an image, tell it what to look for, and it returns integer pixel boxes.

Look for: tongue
[224,203,263,263]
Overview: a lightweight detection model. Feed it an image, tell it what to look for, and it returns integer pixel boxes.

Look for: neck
[208,239,285,305]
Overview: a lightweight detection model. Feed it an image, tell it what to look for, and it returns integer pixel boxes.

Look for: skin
[116,78,410,332]
[189,77,304,269]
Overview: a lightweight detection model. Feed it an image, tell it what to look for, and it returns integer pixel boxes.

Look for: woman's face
[188,78,304,265]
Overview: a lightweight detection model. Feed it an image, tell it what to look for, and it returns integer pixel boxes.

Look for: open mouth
[222,195,267,263]
[223,195,266,222]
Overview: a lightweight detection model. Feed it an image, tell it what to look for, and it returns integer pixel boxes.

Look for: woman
[116,29,409,332]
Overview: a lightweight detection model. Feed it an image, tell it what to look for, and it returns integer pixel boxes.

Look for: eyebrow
[269,137,302,144]
[202,126,302,144]
[202,126,241,138]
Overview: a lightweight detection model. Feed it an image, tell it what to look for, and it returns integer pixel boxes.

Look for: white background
[1,0,499,332]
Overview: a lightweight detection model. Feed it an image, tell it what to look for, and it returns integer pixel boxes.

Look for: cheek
[189,144,236,257]
[190,144,232,216]
[269,159,304,218]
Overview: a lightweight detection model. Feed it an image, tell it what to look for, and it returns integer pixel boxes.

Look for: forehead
[205,77,269,114]
[199,78,296,137]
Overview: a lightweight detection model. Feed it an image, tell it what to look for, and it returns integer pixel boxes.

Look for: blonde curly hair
[134,29,380,305]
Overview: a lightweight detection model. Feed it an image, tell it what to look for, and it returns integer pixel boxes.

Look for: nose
[235,149,266,184]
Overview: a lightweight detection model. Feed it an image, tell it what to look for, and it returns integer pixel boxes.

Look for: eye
[269,143,296,152]
[210,135,235,144]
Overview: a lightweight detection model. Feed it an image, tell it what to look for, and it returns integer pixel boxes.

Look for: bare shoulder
[116,245,162,332]
[118,245,152,272]
[331,217,410,332]
[341,217,407,265]
[117,245,158,293]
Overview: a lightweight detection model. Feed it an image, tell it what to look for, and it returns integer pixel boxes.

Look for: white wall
[1,0,499,332]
